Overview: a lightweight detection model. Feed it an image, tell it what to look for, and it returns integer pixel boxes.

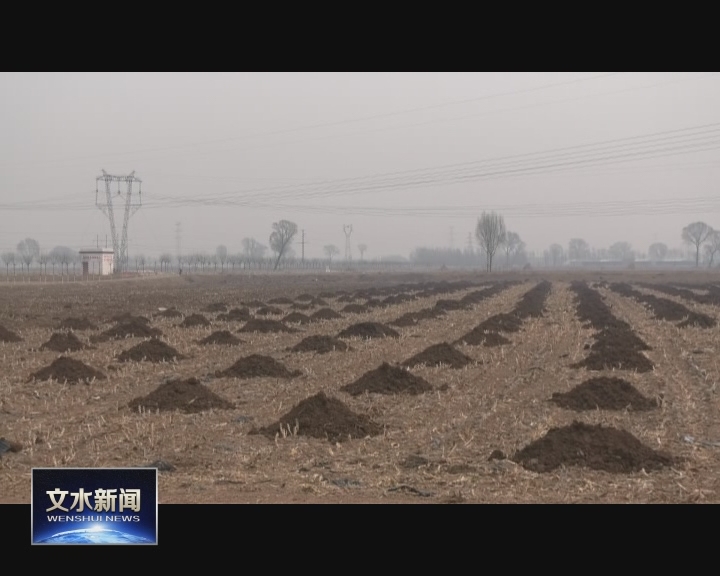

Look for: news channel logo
[32,468,157,545]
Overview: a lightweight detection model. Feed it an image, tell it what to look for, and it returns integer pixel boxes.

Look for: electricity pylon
[95,170,142,273]
[343,224,353,262]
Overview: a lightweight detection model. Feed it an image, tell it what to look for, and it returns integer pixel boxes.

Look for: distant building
[79,248,114,276]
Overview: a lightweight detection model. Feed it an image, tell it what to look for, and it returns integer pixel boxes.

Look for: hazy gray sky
[2,72,719,261]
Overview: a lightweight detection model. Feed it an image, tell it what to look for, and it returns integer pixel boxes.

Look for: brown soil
[337,322,399,340]
[310,298,329,307]
[608,282,716,328]
[290,335,349,354]
[390,308,446,327]
[117,338,186,362]
[310,308,343,321]
[128,377,235,414]
[511,421,675,473]
[216,308,251,321]
[179,314,211,327]
[341,362,433,396]
[268,297,294,305]
[56,317,97,330]
[433,299,469,312]
[215,354,302,379]
[198,331,243,346]
[337,295,358,303]
[477,313,524,333]
[455,328,511,347]
[0,325,23,343]
[40,332,88,353]
[154,308,183,318]
[381,294,416,305]
[295,294,315,302]
[401,342,474,369]
[28,356,106,384]
[637,282,720,307]
[242,300,266,308]
[238,319,299,334]
[341,304,368,314]
[513,280,552,318]
[255,306,284,316]
[569,281,654,373]
[203,303,228,312]
[281,312,312,325]
[549,377,659,411]
[90,320,163,343]
[110,313,150,325]
[249,391,383,443]
[290,303,314,311]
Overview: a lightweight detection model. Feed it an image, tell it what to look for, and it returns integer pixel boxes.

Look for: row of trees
[2,238,79,277]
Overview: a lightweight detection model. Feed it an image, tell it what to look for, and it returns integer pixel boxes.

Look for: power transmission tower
[343,225,353,262]
[176,222,182,271]
[95,170,142,274]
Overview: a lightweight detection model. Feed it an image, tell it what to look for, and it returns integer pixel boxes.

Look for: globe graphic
[37,528,154,544]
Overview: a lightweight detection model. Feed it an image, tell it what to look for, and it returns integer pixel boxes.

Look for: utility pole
[343,224,353,262]
[301,229,305,263]
[175,222,182,272]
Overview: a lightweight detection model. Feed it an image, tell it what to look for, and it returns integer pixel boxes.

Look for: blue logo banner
[32,468,157,545]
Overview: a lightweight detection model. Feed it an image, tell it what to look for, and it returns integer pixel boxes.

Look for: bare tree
[549,244,564,267]
[608,241,634,262]
[159,253,172,272]
[1,252,15,281]
[216,245,228,271]
[704,231,720,267]
[682,221,714,267]
[648,242,668,262]
[269,220,298,270]
[50,246,76,279]
[568,238,590,261]
[17,238,40,277]
[503,231,524,269]
[358,243,367,261]
[38,252,48,280]
[324,244,340,263]
[475,211,506,272]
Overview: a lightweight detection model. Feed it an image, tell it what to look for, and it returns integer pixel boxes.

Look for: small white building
[79,248,114,276]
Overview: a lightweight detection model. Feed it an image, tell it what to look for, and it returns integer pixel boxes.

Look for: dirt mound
[390,308,446,327]
[570,326,654,373]
[455,328,511,347]
[341,304,368,314]
[310,308,342,321]
[28,356,106,384]
[0,325,23,343]
[513,281,552,319]
[295,293,315,302]
[268,297,294,305]
[310,298,329,307]
[282,312,312,325]
[128,377,235,414]
[57,317,97,330]
[179,314,211,327]
[91,320,163,342]
[511,421,674,473]
[215,354,302,379]
[255,306,283,316]
[476,312,524,333]
[290,303,314,311]
[337,295,358,303]
[40,332,88,353]
[216,307,251,321]
[341,362,433,396]
[117,338,186,362]
[550,377,658,411]
[381,294,416,305]
[198,330,243,345]
[337,322,399,340]
[434,299,468,312]
[242,300,266,308]
[154,308,183,318]
[402,342,474,369]
[290,335,349,354]
[238,319,298,333]
[203,302,228,312]
[110,313,150,325]
[249,391,382,443]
